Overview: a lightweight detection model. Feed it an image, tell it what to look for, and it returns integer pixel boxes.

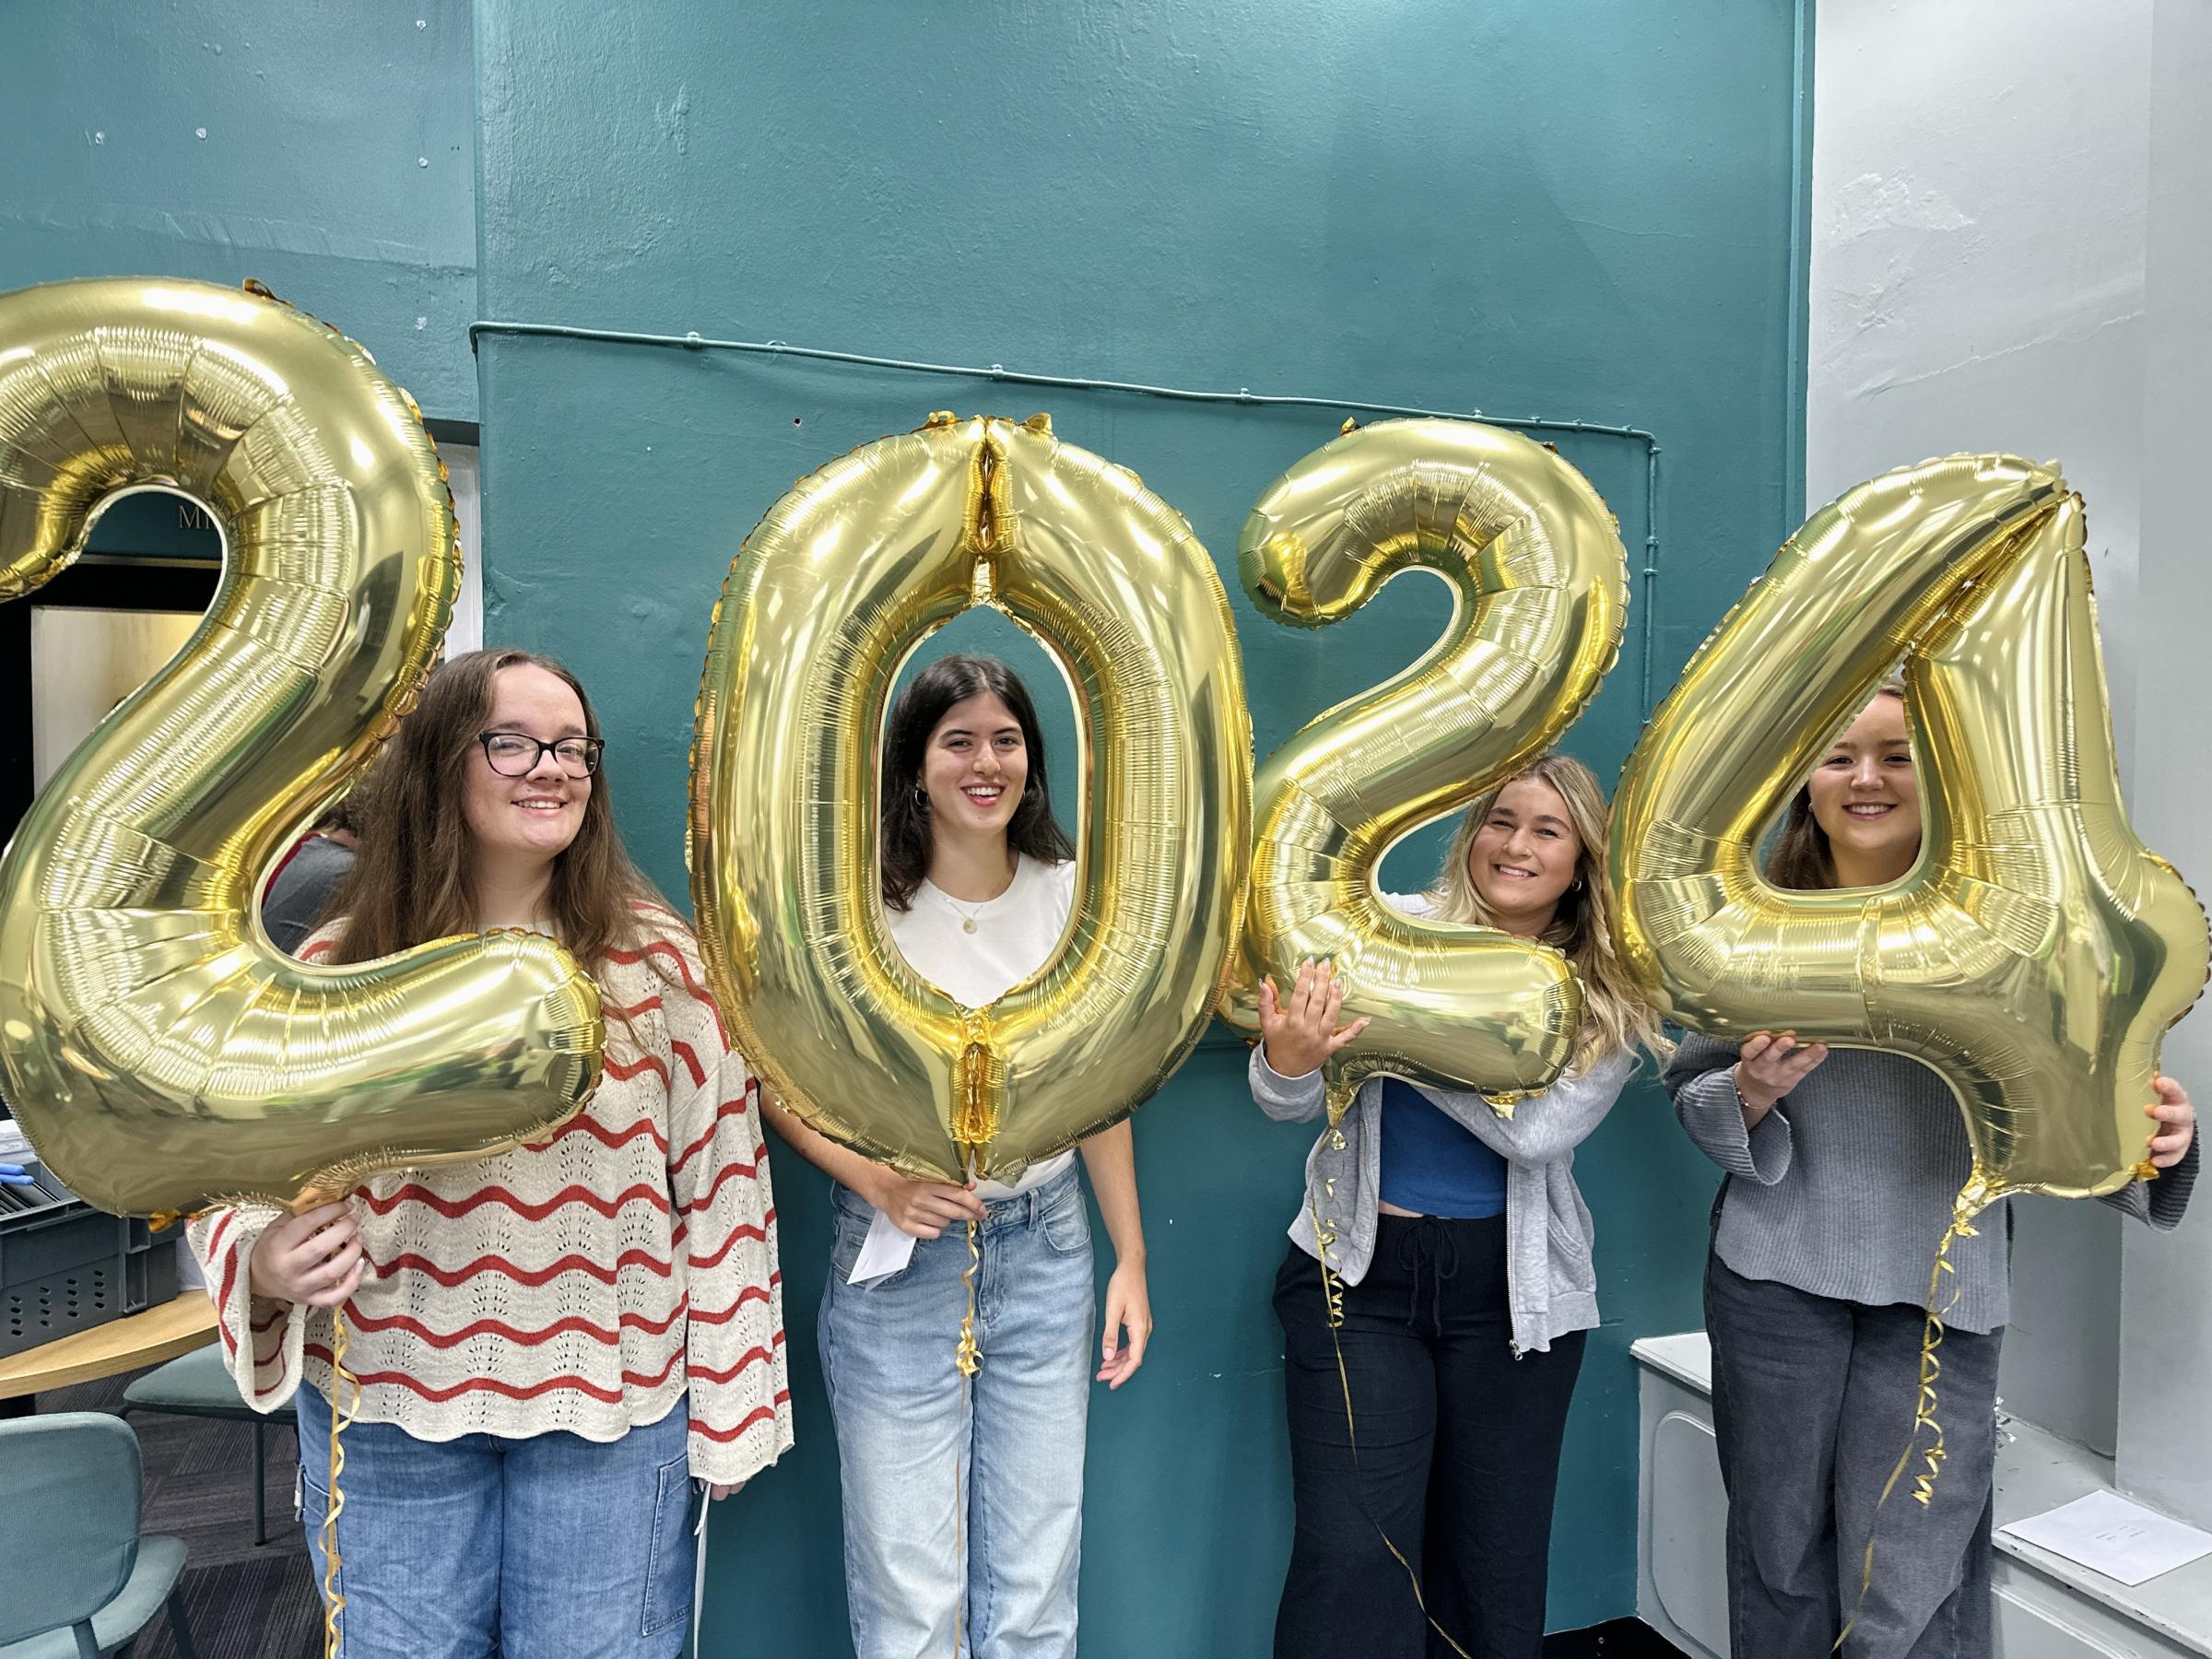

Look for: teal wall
[475,6,1805,1651]
[0,2,479,422]
[0,4,1803,1644]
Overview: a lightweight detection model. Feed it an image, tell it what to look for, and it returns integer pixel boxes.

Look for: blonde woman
[1252,753,1667,1659]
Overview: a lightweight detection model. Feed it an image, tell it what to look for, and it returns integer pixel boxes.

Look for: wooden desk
[0,1291,218,1400]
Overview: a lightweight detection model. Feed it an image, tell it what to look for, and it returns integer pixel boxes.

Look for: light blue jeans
[295,1385,696,1657]
[820,1161,1095,1659]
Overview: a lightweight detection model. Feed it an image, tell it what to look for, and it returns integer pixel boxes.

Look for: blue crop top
[1376,1077,1508,1219]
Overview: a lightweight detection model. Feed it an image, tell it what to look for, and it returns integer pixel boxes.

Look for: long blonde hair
[1426,752,1671,1070]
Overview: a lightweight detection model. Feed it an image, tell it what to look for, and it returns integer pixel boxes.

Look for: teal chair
[122,1345,295,1547]
[0,1412,199,1658]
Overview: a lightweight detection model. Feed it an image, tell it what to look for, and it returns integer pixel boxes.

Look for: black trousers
[1273,1214,1586,1659]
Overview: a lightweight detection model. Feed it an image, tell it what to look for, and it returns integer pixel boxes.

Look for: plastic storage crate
[1,1159,182,1360]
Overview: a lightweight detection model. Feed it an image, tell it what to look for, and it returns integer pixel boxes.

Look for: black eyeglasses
[476,731,605,778]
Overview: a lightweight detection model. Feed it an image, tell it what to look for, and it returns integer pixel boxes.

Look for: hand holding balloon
[1733,1032,1830,1123]
[861,1171,988,1241]
[247,1204,365,1308]
[2147,1078,2195,1170]
[1257,959,1371,1079]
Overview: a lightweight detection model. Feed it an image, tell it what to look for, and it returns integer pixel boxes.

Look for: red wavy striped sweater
[187,907,793,1486]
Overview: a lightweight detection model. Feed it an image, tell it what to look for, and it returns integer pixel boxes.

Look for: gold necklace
[932,865,1016,934]
[935,888,987,934]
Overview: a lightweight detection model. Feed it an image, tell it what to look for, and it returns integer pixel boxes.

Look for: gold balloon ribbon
[1218,419,1628,1116]
[1306,1141,1474,1659]
[954,1217,983,1380]
[1614,455,2208,1208]
[950,1216,984,1658]
[1833,1177,1986,1652]
[319,1305,360,1659]
[691,413,1250,1182]
[0,276,604,1218]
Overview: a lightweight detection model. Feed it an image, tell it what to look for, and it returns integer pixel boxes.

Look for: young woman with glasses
[189,647,792,1655]
[1665,682,2197,1659]
[760,653,1152,1659]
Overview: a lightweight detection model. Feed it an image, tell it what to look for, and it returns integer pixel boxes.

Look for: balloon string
[321,1303,359,1659]
[1307,1169,1474,1659]
[1833,1181,1982,1653]
[955,1214,983,1380]
[950,1215,983,1659]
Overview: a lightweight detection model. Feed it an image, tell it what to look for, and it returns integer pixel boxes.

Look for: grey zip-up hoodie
[1249,1034,1635,1356]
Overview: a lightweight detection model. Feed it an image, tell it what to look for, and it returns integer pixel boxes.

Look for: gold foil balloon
[0,277,602,1217]
[692,412,1251,1184]
[1613,454,2208,1208]
[1218,419,1628,1120]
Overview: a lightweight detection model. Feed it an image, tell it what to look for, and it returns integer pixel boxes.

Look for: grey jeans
[1704,1251,1999,1659]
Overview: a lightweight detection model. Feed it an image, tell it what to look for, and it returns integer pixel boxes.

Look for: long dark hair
[326,648,664,966]
[1764,677,1911,891]
[880,653,1075,912]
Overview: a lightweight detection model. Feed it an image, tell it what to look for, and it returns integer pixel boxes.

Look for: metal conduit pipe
[467,317,1665,716]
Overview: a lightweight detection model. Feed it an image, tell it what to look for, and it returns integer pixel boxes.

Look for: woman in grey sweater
[1251,754,1669,1659]
[1665,684,2199,1659]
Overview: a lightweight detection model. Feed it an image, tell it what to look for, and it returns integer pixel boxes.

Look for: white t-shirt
[848,854,1079,1282]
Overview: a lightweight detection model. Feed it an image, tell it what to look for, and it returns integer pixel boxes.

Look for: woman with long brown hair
[189,648,792,1655]
[762,653,1152,1659]
[1665,681,2197,1658]
[1253,752,1667,1659]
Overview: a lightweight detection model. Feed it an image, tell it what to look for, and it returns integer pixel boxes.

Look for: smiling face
[461,664,592,872]
[1467,775,1583,935]
[1806,691,1921,882]
[919,691,1029,844]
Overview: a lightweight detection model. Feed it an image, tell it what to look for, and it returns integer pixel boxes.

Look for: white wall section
[2115,0,2212,1532]
[1807,0,2206,1505]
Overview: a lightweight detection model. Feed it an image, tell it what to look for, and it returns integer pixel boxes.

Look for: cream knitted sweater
[188,905,793,1486]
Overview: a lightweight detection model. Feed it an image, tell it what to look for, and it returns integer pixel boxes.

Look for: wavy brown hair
[1426,752,1670,1070]
[879,654,1076,912]
[1763,677,1911,891]
[324,648,664,968]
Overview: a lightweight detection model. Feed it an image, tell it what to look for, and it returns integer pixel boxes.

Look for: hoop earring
[912,783,929,810]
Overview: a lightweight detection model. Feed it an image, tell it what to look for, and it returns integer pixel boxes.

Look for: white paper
[2000,1489,2212,1586]
[841,1148,1079,1284]
[847,1209,920,1284]
[690,1497,711,1654]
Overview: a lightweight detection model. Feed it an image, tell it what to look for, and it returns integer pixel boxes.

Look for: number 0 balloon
[0,277,603,1218]
[692,413,1250,1184]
